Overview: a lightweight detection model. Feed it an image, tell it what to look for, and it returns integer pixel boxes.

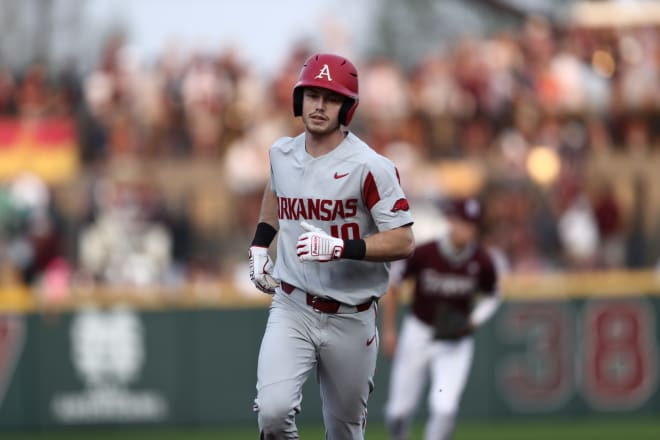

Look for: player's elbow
[403,242,415,259]
[379,225,414,261]
[397,232,415,259]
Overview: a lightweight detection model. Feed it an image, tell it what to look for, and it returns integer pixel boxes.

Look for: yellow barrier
[1,270,660,312]
[501,269,660,300]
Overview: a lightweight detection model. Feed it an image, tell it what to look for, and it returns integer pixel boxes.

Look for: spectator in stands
[0,8,658,290]
[77,178,174,289]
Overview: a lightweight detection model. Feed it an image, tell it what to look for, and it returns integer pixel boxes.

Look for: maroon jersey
[400,237,498,327]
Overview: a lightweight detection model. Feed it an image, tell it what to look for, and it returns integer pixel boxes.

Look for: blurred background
[0,0,659,438]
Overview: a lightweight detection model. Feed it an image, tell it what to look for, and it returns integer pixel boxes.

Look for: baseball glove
[431,302,472,341]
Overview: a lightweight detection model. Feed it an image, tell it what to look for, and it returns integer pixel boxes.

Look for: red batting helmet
[292,53,359,125]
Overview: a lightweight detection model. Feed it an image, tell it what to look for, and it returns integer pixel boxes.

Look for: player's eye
[327,95,343,104]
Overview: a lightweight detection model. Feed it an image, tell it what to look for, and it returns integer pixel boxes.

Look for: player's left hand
[444,323,474,341]
[296,221,344,262]
[433,303,474,341]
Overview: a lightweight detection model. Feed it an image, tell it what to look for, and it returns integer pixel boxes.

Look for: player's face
[448,217,477,248]
[301,87,343,136]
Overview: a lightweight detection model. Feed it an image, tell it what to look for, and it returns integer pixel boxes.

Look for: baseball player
[382,197,502,440]
[248,53,415,440]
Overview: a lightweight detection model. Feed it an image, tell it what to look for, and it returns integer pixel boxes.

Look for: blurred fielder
[248,53,415,440]
[382,197,503,440]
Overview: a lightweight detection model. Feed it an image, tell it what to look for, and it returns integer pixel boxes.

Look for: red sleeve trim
[363,172,381,211]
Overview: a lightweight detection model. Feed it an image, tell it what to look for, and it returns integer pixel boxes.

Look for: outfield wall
[0,271,659,429]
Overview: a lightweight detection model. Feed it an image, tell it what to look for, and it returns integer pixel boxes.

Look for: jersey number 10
[330,223,360,240]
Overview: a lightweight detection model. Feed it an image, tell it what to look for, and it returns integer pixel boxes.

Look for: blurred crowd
[0,15,659,298]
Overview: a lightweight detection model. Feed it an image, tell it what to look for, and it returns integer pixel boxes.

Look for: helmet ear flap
[338,99,355,126]
[293,87,303,117]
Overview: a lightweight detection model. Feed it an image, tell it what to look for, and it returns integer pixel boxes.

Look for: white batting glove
[248,246,279,294]
[296,221,344,262]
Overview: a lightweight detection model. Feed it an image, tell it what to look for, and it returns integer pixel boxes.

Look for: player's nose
[314,97,327,110]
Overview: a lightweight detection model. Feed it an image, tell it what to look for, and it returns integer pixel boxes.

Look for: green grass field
[2,417,659,440]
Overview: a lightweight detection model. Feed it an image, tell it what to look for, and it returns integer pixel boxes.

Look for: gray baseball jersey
[270,131,414,305]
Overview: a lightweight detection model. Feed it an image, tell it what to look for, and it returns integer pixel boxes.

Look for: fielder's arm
[381,258,407,358]
[469,291,501,329]
[381,279,401,359]
[468,248,505,329]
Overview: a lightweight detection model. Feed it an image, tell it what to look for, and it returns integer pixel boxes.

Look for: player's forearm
[258,180,279,230]
[363,225,414,262]
[469,295,500,327]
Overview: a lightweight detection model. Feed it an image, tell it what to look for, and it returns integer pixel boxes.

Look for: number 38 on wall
[496,299,658,412]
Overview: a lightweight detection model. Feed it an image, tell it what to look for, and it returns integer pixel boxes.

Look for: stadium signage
[51,307,168,423]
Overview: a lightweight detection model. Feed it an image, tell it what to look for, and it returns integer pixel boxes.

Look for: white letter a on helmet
[315,64,332,81]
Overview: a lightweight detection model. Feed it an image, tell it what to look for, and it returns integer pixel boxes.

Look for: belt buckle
[310,295,322,313]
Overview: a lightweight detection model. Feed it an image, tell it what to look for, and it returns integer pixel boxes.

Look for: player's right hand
[296,221,344,262]
[248,246,279,295]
